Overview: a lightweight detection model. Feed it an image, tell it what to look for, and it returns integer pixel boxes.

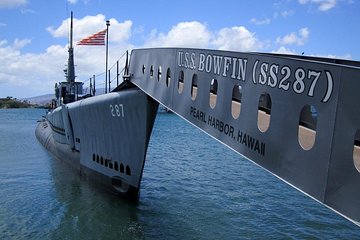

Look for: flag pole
[105,20,110,93]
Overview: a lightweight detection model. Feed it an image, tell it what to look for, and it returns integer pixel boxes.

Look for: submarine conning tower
[54,11,83,106]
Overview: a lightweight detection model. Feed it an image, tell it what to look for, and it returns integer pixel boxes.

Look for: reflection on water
[0,109,359,239]
[48,155,144,239]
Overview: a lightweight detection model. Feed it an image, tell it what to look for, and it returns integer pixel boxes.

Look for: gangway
[127,48,360,225]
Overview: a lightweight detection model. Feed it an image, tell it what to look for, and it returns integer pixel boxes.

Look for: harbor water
[0,108,359,239]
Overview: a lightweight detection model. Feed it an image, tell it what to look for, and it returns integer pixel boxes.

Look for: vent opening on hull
[126,166,131,176]
[114,162,119,171]
[92,154,132,177]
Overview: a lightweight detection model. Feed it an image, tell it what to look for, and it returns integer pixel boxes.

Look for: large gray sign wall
[128,48,360,225]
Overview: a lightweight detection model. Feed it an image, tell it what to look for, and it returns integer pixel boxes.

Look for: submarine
[35,12,158,199]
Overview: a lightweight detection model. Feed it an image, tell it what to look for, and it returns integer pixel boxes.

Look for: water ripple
[0,109,359,239]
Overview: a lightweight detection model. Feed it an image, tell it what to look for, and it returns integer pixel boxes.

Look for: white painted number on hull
[110,104,124,117]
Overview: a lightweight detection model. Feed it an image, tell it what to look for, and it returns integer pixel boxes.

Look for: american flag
[77,29,107,46]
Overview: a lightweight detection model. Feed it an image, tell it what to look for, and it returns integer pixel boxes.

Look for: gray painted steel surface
[128,48,360,225]
[36,85,159,198]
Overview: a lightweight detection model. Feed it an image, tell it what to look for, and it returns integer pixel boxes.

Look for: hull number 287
[110,104,124,117]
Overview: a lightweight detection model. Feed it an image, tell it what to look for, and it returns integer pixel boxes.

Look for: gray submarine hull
[36,84,158,199]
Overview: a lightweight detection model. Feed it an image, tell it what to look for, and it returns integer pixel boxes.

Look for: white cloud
[318,0,337,11]
[250,18,271,25]
[47,15,133,88]
[47,14,132,43]
[13,38,31,49]
[0,40,7,47]
[2,15,330,98]
[271,48,352,60]
[0,15,134,97]
[0,37,131,97]
[20,8,35,14]
[272,46,297,55]
[0,17,267,97]
[312,53,352,60]
[47,14,108,39]
[107,19,132,42]
[144,21,211,48]
[0,22,6,27]
[45,15,133,92]
[281,10,295,17]
[144,22,263,52]
[298,0,337,11]
[212,26,263,51]
[276,27,310,46]
[67,0,77,4]
[0,0,27,8]
[0,39,66,90]
[67,0,90,4]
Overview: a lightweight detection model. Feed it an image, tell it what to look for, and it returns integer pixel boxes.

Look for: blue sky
[0,0,359,98]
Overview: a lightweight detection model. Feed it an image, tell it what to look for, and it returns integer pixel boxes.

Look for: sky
[0,0,359,98]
